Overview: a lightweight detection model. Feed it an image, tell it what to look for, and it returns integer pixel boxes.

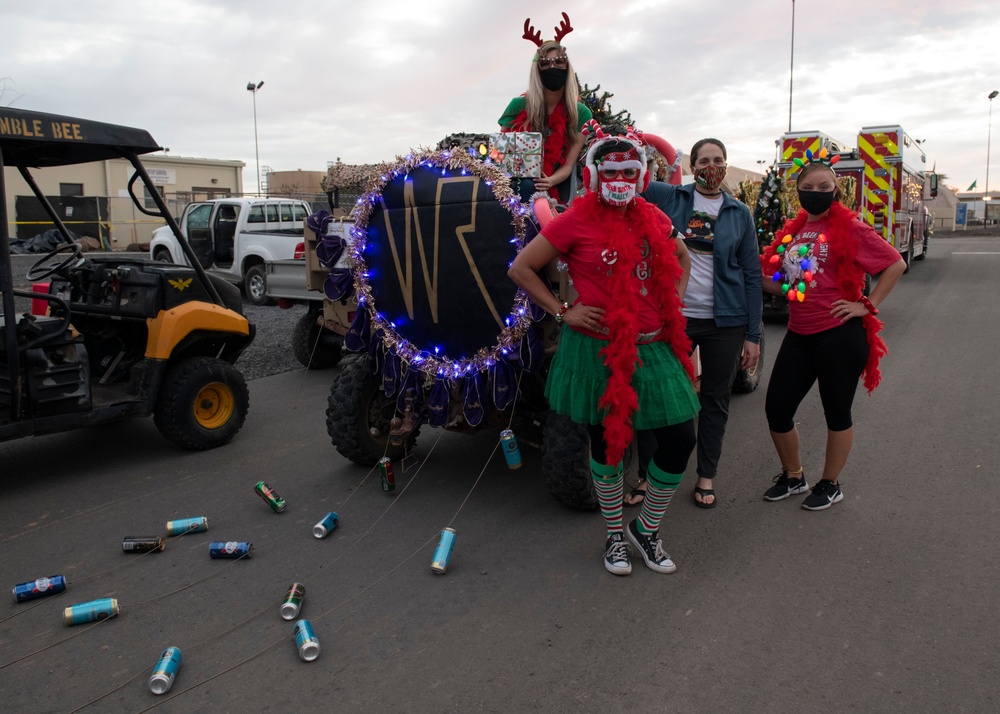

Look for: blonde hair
[524,41,581,145]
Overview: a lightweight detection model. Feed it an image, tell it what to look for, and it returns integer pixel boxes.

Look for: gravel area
[6,252,315,381]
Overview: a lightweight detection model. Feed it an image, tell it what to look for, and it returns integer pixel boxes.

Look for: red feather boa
[505,100,569,200]
[572,192,695,465]
[761,202,887,393]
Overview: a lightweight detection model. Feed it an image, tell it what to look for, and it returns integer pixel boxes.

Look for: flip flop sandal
[624,480,647,508]
[694,486,716,509]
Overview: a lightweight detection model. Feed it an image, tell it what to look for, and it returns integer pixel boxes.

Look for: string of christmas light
[347,147,533,381]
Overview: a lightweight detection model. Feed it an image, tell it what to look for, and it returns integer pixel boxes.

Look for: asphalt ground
[1,234,998,712]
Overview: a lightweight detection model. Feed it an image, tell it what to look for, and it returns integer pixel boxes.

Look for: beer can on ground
[64,598,119,625]
[293,619,320,661]
[13,575,67,603]
[312,512,339,539]
[379,456,395,492]
[209,541,253,559]
[148,646,183,695]
[431,527,457,575]
[500,429,522,469]
[280,583,305,620]
[166,516,208,536]
[122,536,166,553]
[254,481,286,512]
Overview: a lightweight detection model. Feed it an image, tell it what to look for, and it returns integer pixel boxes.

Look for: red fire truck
[778,125,932,269]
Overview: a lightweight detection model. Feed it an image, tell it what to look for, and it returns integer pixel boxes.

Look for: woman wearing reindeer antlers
[498,12,592,204]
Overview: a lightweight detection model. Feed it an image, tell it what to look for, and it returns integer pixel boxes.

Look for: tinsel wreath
[505,99,569,200]
[571,192,695,466]
[761,202,888,393]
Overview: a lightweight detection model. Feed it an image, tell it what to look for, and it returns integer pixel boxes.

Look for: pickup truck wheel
[154,356,250,450]
[733,322,765,394]
[154,249,173,263]
[326,356,416,465]
[244,263,274,306]
[542,411,598,511]
[293,310,342,369]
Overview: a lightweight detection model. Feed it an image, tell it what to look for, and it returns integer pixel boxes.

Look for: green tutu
[545,325,700,429]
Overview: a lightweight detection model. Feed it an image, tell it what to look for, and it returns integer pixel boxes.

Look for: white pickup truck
[149,197,311,305]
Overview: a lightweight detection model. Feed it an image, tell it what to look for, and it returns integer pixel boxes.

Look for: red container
[31,283,50,316]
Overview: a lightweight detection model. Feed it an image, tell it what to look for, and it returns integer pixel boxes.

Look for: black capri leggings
[765,318,869,433]
[588,420,696,474]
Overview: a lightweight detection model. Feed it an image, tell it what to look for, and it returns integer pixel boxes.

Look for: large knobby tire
[293,310,343,369]
[542,411,598,511]
[326,356,416,465]
[733,322,766,394]
[154,356,250,450]
[243,263,274,306]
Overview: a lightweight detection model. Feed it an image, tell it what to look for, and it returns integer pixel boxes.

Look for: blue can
[431,527,457,574]
[209,541,253,559]
[148,646,183,695]
[293,619,321,661]
[312,512,339,539]
[166,516,208,536]
[13,575,67,603]
[500,429,522,469]
[64,598,119,626]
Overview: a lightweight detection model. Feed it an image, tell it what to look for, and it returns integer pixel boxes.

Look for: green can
[253,481,286,513]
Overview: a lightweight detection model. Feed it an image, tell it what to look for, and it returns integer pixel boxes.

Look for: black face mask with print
[540,68,568,91]
[797,189,836,216]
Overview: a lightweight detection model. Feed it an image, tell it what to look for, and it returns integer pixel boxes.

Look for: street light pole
[247,80,264,197]
[788,0,796,132]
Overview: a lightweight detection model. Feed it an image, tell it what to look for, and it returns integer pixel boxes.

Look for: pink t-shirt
[541,203,672,337]
[779,217,901,334]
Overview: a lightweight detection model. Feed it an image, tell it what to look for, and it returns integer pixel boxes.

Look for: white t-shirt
[681,191,724,319]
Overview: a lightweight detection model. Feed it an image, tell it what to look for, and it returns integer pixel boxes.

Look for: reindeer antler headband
[522,12,573,49]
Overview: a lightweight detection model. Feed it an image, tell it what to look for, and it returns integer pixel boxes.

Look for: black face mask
[539,68,568,91]
[797,189,836,216]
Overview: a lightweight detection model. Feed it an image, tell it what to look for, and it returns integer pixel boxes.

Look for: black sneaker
[626,519,677,574]
[603,533,631,575]
[801,479,843,511]
[763,470,809,501]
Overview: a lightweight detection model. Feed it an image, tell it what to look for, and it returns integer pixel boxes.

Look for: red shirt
[541,202,672,337]
[780,217,901,334]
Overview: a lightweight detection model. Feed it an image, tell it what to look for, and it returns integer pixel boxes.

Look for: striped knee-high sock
[637,460,683,535]
[591,458,624,536]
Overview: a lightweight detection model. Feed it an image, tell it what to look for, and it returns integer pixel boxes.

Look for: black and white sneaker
[603,533,632,575]
[626,519,677,574]
[801,479,843,511]
[763,469,809,501]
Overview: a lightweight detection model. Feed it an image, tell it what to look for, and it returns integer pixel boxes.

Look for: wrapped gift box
[489,132,543,178]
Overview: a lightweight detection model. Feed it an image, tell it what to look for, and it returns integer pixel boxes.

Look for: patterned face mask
[599,177,638,206]
[693,163,727,192]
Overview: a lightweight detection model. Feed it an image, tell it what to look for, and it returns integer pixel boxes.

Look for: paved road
[1,235,998,713]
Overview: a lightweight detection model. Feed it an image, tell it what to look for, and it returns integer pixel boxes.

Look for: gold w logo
[168,277,193,291]
[383,176,502,326]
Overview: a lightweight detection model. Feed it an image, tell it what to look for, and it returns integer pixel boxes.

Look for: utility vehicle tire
[542,411,598,511]
[326,356,416,465]
[244,263,274,306]
[154,356,250,450]
[293,310,342,369]
[733,322,765,394]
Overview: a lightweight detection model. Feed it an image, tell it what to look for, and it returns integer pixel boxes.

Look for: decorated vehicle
[1,107,253,449]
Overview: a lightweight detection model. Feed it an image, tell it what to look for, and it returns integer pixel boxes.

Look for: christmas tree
[578,80,634,135]
[753,165,787,252]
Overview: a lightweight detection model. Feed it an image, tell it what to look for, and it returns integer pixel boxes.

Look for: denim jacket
[642,182,762,343]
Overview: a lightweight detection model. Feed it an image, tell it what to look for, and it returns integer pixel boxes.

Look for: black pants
[590,421,696,476]
[637,319,744,480]
[765,318,869,433]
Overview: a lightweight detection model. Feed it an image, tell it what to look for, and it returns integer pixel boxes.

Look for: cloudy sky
[4,0,999,193]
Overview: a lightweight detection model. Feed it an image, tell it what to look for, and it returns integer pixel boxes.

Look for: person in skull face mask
[760,156,905,511]
[498,37,592,204]
[509,132,698,576]
[633,138,762,510]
